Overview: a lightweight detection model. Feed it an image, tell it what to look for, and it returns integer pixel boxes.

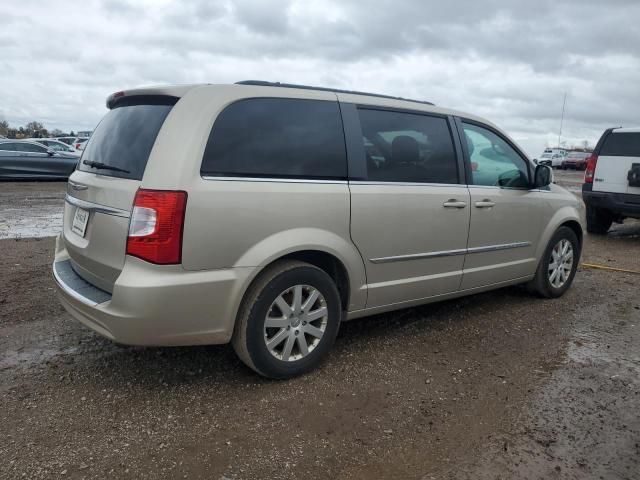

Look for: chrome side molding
[466,242,531,254]
[370,241,531,264]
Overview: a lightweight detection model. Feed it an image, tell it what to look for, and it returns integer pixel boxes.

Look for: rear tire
[528,226,580,298]
[232,260,342,379]
[586,205,612,234]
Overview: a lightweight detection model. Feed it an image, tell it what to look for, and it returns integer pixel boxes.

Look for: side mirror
[46,149,55,156]
[533,164,552,188]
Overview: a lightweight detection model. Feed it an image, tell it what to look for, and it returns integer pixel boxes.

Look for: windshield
[78,98,175,180]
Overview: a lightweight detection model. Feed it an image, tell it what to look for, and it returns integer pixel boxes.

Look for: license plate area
[72,207,89,237]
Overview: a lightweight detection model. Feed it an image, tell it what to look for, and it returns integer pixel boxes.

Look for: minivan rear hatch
[62,95,177,292]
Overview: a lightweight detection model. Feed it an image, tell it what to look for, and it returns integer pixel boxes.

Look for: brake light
[126,189,187,264]
[584,155,598,183]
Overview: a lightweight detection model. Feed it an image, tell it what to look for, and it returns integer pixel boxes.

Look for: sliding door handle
[475,199,496,208]
[443,200,467,209]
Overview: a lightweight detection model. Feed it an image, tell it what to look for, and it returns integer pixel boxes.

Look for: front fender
[535,204,585,261]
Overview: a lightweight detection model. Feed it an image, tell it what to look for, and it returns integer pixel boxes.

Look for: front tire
[586,205,612,234]
[528,226,580,298]
[232,260,342,379]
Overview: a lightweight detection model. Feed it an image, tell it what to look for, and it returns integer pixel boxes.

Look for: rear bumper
[561,161,585,169]
[53,235,253,346]
[582,184,640,218]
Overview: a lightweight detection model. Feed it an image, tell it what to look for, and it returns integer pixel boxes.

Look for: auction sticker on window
[72,208,89,237]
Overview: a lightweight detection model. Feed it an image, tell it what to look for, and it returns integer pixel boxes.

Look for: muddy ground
[1,175,639,479]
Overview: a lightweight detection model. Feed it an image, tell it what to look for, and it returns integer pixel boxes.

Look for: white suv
[583,127,640,233]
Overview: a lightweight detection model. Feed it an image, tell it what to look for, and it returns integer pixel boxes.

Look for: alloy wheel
[263,285,328,362]
[548,239,574,288]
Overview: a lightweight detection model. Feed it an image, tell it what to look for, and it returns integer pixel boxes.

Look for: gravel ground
[1,176,639,479]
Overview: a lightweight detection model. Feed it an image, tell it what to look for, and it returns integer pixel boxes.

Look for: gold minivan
[53,81,584,378]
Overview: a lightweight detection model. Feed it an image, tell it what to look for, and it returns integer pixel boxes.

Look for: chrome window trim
[369,241,531,264]
[53,261,100,307]
[64,194,131,218]
[467,185,530,191]
[349,181,464,188]
[468,185,554,193]
[202,175,348,184]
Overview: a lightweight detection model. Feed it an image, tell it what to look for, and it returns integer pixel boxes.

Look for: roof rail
[235,80,434,106]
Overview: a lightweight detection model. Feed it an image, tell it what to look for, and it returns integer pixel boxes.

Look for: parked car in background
[55,136,76,146]
[0,139,78,179]
[561,151,590,170]
[73,137,89,151]
[53,81,584,379]
[34,138,81,157]
[583,127,640,234]
[544,148,568,157]
[537,152,564,167]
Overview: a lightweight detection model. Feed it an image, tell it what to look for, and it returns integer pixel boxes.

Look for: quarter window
[0,142,20,151]
[462,123,529,188]
[357,108,458,184]
[201,98,347,179]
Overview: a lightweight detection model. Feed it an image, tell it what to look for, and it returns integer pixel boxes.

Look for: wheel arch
[535,206,585,261]
[234,229,368,313]
[559,219,583,249]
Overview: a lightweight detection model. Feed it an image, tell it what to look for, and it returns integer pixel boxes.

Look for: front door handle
[443,199,467,209]
[475,199,496,208]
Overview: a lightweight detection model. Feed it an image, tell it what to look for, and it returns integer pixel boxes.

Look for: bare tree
[25,121,46,137]
[0,120,8,137]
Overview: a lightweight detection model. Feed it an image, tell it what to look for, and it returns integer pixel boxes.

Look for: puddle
[0,204,63,239]
[0,346,79,370]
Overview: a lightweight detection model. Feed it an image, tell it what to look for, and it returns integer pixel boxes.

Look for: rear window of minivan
[600,132,640,157]
[201,98,347,180]
[78,96,176,180]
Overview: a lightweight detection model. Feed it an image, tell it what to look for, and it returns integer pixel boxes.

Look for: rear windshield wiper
[82,160,130,174]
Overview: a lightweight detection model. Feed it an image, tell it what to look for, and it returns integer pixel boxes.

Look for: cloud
[1,0,638,155]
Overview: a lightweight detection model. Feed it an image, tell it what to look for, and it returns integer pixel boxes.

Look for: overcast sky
[2,0,639,156]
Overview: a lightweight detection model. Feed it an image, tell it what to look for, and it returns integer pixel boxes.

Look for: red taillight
[584,154,598,183]
[126,189,187,265]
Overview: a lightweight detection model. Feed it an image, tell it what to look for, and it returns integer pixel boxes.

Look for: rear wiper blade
[82,160,130,174]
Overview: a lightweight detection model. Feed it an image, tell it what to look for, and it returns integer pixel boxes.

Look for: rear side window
[201,98,347,180]
[17,143,47,153]
[78,97,176,180]
[600,132,640,157]
[357,108,458,184]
